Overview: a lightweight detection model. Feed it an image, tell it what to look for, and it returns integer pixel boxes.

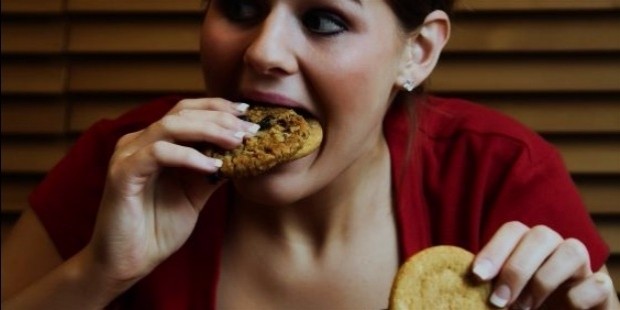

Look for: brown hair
[386,0,456,188]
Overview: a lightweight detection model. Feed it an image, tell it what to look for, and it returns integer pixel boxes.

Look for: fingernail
[213,159,223,168]
[490,284,511,308]
[247,123,260,134]
[234,131,246,139]
[473,258,494,281]
[235,102,250,113]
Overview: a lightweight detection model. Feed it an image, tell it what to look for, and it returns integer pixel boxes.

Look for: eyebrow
[347,0,362,6]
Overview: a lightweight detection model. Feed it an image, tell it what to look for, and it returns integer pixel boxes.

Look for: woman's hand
[473,221,619,309]
[86,98,259,285]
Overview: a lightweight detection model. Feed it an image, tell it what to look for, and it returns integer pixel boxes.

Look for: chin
[231,159,319,206]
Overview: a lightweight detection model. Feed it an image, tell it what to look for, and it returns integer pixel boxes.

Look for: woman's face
[200,0,408,203]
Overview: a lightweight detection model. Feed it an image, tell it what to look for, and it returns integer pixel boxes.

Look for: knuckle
[217,111,240,127]
[501,261,529,286]
[109,148,133,174]
[150,141,168,158]
[531,271,556,295]
[176,98,194,109]
[560,238,589,260]
[503,221,529,234]
[114,133,141,158]
[117,131,138,147]
[529,225,562,244]
[159,114,178,130]
[201,122,221,138]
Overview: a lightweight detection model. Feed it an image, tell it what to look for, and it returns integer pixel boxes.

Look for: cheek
[200,24,246,96]
[310,33,401,105]
[311,46,400,126]
[301,39,402,161]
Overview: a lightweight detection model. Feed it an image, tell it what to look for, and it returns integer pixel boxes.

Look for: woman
[2,0,618,309]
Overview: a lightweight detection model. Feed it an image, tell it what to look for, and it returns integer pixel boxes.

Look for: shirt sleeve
[29,120,117,259]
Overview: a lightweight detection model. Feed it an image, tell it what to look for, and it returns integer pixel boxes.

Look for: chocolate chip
[258,115,274,130]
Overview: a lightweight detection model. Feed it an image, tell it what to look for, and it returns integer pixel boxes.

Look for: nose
[243,9,298,77]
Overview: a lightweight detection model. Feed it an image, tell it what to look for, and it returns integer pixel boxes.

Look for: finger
[118,101,256,157]
[112,141,223,183]
[473,221,530,281]
[127,113,253,154]
[567,272,614,309]
[491,225,563,308]
[177,109,260,134]
[171,97,249,116]
[516,238,591,309]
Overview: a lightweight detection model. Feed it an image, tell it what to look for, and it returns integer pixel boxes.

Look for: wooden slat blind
[68,17,201,53]
[1,0,65,14]
[456,0,620,11]
[1,18,66,54]
[1,58,67,94]
[68,57,203,92]
[1,98,67,134]
[2,0,619,291]
[67,0,203,13]
[432,56,620,92]
[448,13,620,53]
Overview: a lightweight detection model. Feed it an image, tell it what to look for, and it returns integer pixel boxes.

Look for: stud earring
[403,80,415,92]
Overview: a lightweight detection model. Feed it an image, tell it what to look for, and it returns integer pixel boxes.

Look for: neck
[228,136,394,257]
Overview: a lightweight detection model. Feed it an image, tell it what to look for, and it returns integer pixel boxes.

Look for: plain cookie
[389,245,493,310]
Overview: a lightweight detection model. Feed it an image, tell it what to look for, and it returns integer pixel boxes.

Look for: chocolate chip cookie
[205,105,322,178]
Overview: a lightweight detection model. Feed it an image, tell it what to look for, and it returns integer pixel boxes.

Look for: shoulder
[417,96,558,165]
[385,95,567,189]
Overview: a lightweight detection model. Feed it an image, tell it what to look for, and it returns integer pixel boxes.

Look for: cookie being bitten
[389,246,493,310]
[205,105,322,178]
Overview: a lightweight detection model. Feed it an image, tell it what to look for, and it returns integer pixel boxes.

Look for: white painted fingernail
[213,159,223,168]
[473,259,494,281]
[247,123,260,134]
[490,284,510,308]
[235,102,249,113]
[234,131,246,139]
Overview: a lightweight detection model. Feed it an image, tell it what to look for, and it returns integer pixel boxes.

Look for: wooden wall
[2,0,619,290]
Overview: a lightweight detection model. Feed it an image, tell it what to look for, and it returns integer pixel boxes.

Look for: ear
[396,10,450,90]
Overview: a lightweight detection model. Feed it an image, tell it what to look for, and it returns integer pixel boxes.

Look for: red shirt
[30,95,609,309]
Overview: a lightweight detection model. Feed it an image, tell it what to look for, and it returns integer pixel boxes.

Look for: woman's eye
[219,0,262,22]
[302,10,348,36]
